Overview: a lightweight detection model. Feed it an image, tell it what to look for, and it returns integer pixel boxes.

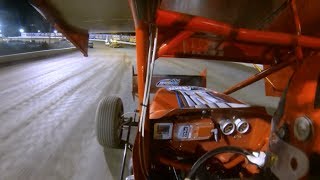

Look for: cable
[173,166,179,180]
[141,27,158,137]
[185,146,251,179]
[138,27,153,132]
[258,0,290,29]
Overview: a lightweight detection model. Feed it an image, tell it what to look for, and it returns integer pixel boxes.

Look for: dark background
[0,0,50,36]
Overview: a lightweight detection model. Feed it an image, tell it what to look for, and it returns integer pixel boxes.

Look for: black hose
[186,146,251,179]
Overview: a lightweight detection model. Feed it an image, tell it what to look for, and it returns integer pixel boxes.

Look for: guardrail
[7,36,63,39]
[0,47,76,64]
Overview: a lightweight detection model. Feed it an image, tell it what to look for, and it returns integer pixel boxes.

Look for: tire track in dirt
[0,61,120,141]
[0,56,127,180]
[0,61,101,115]
[34,57,130,180]
[0,53,82,88]
[0,57,91,98]
[0,46,137,180]
[0,56,85,92]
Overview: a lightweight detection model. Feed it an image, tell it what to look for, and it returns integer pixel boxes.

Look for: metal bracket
[269,133,309,179]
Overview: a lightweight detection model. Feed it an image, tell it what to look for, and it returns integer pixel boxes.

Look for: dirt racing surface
[0,43,278,180]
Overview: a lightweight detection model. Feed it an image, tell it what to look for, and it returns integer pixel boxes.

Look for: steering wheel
[185,146,253,180]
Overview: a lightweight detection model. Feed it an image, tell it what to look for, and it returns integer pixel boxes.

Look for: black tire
[96,96,124,148]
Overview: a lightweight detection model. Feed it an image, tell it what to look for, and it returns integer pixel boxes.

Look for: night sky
[0,0,50,36]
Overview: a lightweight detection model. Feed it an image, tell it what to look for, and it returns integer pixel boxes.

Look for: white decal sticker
[177,125,191,139]
[156,79,181,87]
[153,123,173,140]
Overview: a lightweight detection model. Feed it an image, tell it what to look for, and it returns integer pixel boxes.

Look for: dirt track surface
[0,43,279,180]
[0,44,135,180]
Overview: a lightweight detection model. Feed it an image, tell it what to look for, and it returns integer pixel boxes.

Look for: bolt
[294,116,312,141]
[277,127,286,139]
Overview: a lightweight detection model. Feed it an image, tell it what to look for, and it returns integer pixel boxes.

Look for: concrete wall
[5,37,66,43]
[0,47,77,64]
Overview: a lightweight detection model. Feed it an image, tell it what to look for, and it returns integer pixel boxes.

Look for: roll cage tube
[155,9,320,49]
[129,0,158,179]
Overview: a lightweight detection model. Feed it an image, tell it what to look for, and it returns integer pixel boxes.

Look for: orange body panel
[264,65,295,97]
[277,56,320,155]
[150,88,179,119]
[149,87,271,174]
[150,87,246,119]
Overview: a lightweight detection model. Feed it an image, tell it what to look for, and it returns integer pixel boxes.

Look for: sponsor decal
[153,123,173,140]
[177,125,191,139]
[166,86,209,91]
[182,126,189,138]
[156,79,181,87]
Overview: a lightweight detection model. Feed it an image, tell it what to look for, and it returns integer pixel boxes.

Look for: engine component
[219,119,235,135]
[234,118,250,134]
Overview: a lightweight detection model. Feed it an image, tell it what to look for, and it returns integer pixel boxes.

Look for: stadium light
[53,30,57,33]
[38,30,41,33]
[19,28,24,33]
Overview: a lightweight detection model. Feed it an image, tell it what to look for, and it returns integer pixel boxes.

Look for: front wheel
[96,96,124,148]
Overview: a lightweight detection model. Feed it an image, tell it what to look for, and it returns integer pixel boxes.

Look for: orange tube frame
[156,9,320,49]
[130,1,320,178]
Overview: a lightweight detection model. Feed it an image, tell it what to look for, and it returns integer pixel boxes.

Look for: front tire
[96,96,124,148]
